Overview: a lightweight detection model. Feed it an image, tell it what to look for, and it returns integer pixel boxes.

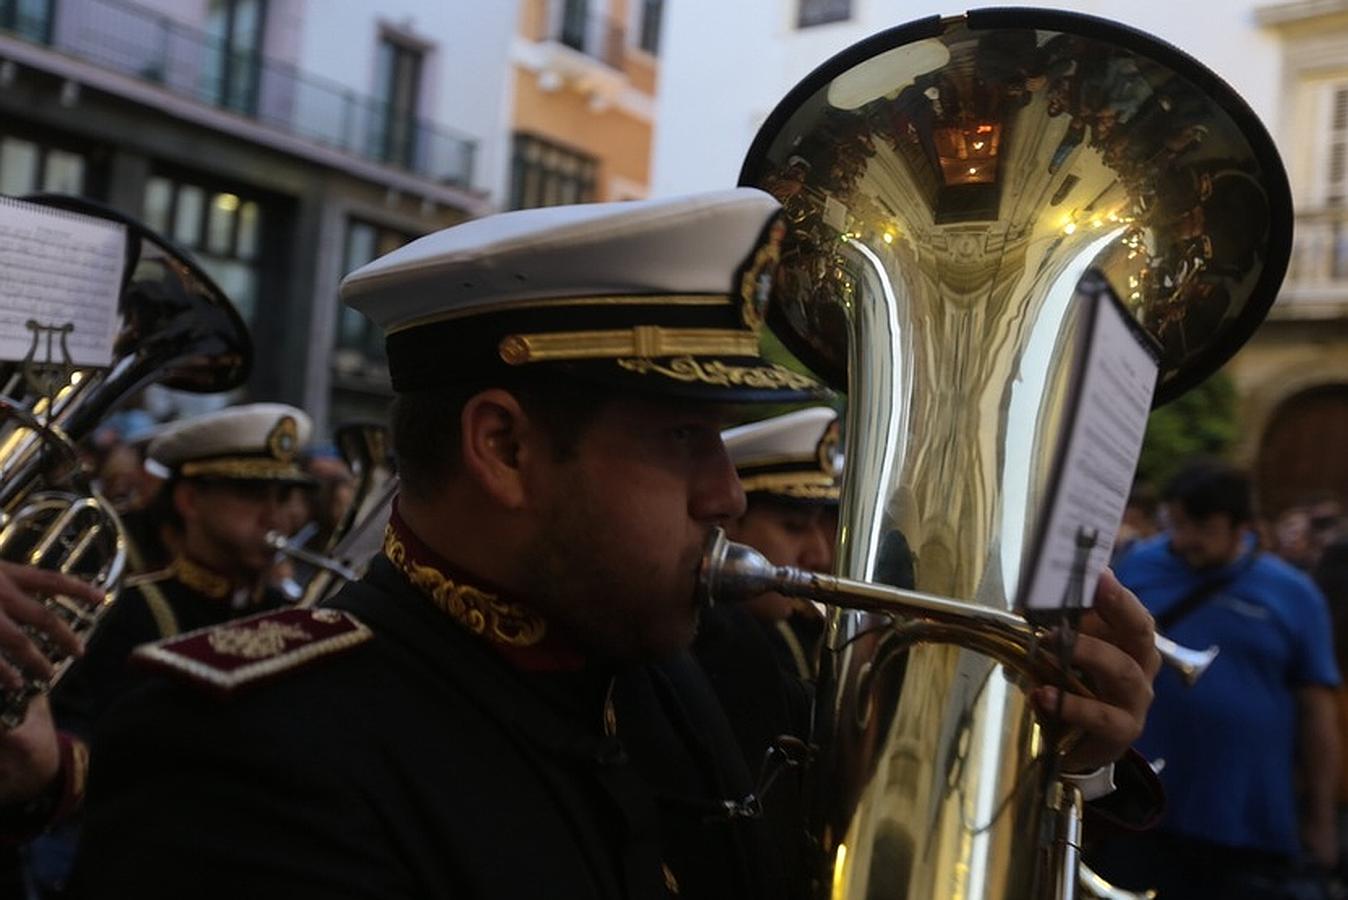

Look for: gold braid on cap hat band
[179,458,307,480]
[499,326,759,366]
[739,471,840,499]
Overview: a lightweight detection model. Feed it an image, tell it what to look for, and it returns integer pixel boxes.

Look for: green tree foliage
[1136,372,1239,489]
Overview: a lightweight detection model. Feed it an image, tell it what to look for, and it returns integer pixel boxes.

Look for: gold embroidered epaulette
[131,607,372,694]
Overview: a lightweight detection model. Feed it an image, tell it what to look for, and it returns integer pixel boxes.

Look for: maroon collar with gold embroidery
[173,555,268,608]
[382,506,587,672]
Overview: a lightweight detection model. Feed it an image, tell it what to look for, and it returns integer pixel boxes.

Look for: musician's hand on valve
[1032,568,1161,773]
[0,561,96,688]
[0,694,59,806]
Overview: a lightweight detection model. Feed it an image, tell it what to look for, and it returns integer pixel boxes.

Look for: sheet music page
[1022,277,1158,613]
[0,198,127,368]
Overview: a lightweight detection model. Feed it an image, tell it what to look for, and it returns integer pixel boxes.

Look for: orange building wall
[624,51,657,95]
[513,69,652,199]
[513,0,657,202]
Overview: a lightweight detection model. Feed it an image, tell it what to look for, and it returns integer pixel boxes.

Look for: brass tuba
[0,194,251,727]
[735,9,1290,900]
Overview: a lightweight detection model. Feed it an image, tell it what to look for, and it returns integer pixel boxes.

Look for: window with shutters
[1312,80,1348,280]
[510,133,598,209]
[1325,83,1348,206]
[797,0,851,28]
[371,36,425,169]
[637,0,663,55]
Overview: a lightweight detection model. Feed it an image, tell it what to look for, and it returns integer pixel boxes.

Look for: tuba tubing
[698,529,1214,688]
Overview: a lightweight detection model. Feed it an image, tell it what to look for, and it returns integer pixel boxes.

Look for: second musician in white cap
[720,406,840,679]
[3,403,312,847]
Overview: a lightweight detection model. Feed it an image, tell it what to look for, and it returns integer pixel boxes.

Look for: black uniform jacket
[54,563,286,743]
[67,556,781,900]
[693,606,814,900]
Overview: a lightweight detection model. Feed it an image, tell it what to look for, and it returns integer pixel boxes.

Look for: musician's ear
[459,388,535,510]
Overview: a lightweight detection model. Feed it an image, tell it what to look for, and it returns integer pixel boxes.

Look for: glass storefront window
[173,185,205,245]
[143,173,265,324]
[206,192,239,255]
[236,200,260,259]
[0,136,87,196]
[142,176,173,232]
[40,149,84,193]
[0,137,37,195]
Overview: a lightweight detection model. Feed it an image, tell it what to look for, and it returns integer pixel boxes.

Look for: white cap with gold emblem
[338,188,824,402]
[722,406,842,504]
[147,403,313,483]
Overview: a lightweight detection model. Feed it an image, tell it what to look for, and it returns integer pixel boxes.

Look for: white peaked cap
[337,188,822,401]
[722,406,842,503]
[148,403,313,482]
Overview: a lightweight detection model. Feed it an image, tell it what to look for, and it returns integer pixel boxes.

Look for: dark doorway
[1257,384,1348,516]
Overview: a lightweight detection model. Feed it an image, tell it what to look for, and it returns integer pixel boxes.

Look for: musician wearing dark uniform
[704,407,840,684]
[690,408,840,900]
[63,190,1161,900]
[51,403,310,743]
[11,404,311,894]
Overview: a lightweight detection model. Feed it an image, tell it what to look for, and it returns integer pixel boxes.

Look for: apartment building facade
[0,0,515,433]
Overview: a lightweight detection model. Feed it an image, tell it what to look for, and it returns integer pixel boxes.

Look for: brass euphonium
[732,9,1291,900]
[0,195,251,728]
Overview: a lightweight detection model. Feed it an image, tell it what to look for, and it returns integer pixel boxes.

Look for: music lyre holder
[20,319,76,427]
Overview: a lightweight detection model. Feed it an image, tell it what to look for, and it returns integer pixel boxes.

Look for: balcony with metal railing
[0,0,476,189]
[523,0,627,71]
[1278,206,1348,318]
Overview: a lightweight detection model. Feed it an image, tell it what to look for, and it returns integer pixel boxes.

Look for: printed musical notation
[1021,271,1159,616]
[0,198,127,368]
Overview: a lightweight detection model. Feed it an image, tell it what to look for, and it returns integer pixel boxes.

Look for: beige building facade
[1230,1,1348,512]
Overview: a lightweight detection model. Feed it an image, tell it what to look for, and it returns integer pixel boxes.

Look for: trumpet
[697,529,1217,688]
[264,423,397,606]
[264,531,357,583]
[1153,634,1219,688]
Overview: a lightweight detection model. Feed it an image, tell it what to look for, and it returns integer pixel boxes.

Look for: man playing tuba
[59,189,1159,899]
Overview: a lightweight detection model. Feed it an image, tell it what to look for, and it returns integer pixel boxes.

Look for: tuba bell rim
[737,5,1294,408]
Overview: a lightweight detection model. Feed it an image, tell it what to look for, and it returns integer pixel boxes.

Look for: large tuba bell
[0,194,251,727]
[736,9,1290,900]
